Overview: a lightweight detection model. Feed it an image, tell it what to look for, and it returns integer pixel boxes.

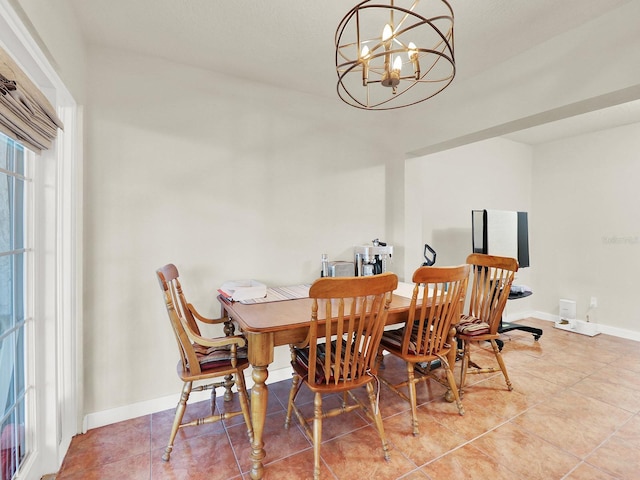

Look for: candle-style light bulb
[393,55,403,73]
[382,24,393,43]
[408,42,418,60]
[407,42,420,79]
[361,45,370,86]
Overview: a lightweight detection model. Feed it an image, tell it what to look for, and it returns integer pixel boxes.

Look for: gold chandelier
[335,0,455,110]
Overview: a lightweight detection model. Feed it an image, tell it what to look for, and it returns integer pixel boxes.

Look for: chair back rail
[306,273,398,388]
[403,265,470,357]
[465,253,518,334]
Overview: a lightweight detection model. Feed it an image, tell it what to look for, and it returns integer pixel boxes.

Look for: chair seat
[380,325,449,357]
[381,327,418,355]
[180,344,250,381]
[456,314,491,336]
[293,339,356,385]
[196,343,248,369]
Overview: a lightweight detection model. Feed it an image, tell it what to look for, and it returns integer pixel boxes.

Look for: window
[0,133,31,480]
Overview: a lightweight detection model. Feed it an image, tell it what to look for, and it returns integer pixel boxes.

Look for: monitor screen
[472,210,487,254]
[471,209,530,268]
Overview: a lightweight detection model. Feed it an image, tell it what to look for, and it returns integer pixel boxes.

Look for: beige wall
[14,0,86,102]
[407,123,640,340]
[405,137,534,312]
[531,123,640,335]
[83,46,407,415]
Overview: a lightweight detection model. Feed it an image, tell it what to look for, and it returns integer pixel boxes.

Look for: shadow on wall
[432,228,472,267]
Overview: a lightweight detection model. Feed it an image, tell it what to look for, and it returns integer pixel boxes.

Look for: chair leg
[490,339,513,391]
[284,374,302,429]
[406,362,419,436]
[210,384,217,415]
[223,373,234,402]
[313,392,323,480]
[163,381,192,461]
[235,371,254,443]
[459,340,470,396]
[365,381,390,461]
[439,355,464,416]
[375,349,385,370]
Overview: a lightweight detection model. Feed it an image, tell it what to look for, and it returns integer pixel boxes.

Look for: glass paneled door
[0,133,29,480]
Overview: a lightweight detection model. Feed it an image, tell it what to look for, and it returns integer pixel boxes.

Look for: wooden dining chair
[456,253,519,396]
[156,263,253,461]
[284,272,398,480]
[376,265,470,436]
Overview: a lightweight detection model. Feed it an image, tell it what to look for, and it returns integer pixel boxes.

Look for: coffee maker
[354,239,393,276]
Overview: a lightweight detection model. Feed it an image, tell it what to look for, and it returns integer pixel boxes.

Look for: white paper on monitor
[486,209,518,259]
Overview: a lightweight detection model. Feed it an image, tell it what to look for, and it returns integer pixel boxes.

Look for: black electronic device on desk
[422,244,436,266]
[498,284,543,343]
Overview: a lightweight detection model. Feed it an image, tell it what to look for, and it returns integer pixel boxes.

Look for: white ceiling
[67,0,640,146]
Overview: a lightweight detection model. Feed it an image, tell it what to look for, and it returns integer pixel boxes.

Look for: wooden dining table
[218,288,456,480]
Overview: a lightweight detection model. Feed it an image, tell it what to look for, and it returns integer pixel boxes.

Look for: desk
[219,293,443,480]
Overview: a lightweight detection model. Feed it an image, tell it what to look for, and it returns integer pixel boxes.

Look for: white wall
[405,138,533,312]
[531,122,640,335]
[83,46,407,418]
[407,123,640,340]
[13,0,86,102]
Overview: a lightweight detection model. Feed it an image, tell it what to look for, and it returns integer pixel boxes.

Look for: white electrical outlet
[590,297,598,308]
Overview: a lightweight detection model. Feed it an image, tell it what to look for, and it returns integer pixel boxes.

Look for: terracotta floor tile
[227,410,310,474]
[587,365,640,392]
[419,392,510,441]
[419,443,520,480]
[584,414,640,479]
[513,390,633,458]
[570,373,640,413]
[61,415,151,470]
[563,462,620,480]
[396,469,430,479]
[519,355,591,387]
[383,410,467,465]
[151,400,227,452]
[56,321,640,480]
[249,449,334,480]
[471,422,580,479]
[57,451,151,480]
[289,390,372,441]
[320,425,416,480]
[150,431,241,480]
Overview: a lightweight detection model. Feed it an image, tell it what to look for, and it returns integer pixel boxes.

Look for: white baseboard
[520,311,640,342]
[83,366,294,432]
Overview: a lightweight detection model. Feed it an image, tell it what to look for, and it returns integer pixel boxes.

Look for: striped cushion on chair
[190,344,248,371]
[456,314,490,336]
[292,339,352,385]
[380,327,418,354]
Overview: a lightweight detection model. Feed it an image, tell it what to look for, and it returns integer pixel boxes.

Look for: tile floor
[54,318,640,480]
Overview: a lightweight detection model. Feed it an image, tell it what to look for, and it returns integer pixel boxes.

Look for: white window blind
[0,45,63,153]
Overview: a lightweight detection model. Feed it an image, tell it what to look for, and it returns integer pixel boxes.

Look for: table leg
[246,332,275,480]
[249,365,268,479]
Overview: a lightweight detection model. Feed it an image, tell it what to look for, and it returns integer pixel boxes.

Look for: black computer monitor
[472,209,529,268]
